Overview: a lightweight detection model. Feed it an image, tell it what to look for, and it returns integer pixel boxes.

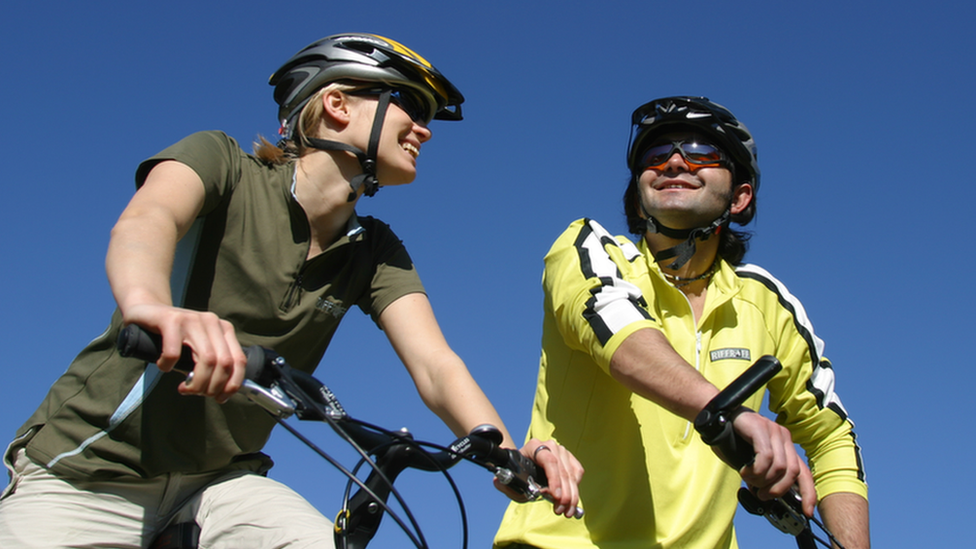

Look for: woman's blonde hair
[254,81,360,165]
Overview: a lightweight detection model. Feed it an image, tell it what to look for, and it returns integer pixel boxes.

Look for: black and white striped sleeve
[544,219,659,366]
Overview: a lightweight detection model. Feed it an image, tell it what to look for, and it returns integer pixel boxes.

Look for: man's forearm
[819,492,869,549]
[608,328,719,420]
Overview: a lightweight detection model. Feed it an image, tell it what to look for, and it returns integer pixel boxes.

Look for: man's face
[636,132,737,231]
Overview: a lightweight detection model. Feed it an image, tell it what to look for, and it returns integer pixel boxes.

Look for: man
[494,97,868,548]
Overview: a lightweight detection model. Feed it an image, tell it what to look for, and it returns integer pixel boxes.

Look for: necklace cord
[663,261,717,288]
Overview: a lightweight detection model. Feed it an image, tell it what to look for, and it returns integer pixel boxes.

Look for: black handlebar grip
[467,424,503,445]
[702,355,782,418]
[694,355,783,469]
[487,442,547,489]
[116,324,268,382]
[116,324,159,360]
[117,324,194,371]
[455,425,549,488]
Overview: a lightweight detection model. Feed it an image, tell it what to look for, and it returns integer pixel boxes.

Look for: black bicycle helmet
[268,33,464,198]
[627,96,759,193]
[625,97,760,270]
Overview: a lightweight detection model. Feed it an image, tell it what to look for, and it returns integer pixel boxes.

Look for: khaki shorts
[0,446,334,548]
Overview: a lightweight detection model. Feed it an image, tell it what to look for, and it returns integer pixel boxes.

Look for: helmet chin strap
[303,90,392,202]
[640,200,730,270]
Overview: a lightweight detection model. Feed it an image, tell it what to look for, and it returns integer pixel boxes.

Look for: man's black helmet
[269,33,464,138]
[627,96,760,193]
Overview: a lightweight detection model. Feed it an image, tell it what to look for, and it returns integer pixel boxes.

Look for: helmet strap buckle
[647,210,731,270]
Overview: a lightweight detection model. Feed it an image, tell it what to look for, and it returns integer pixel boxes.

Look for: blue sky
[2,1,974,547]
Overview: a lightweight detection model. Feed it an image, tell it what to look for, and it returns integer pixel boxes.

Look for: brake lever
[237,378,296,418]
[738,487,808,536]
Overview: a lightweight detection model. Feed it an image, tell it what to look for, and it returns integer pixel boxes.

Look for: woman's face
[345,93,433,187]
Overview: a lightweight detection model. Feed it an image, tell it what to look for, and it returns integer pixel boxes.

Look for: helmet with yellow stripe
[270,33,464,138]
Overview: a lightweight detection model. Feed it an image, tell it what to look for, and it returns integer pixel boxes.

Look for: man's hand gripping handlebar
[693,355,845,549]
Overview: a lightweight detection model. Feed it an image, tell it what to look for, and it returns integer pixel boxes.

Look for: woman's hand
[123,303,247,403]
[496,439,584,518]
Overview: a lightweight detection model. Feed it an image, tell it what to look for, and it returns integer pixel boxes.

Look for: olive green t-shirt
[15,131,426,479]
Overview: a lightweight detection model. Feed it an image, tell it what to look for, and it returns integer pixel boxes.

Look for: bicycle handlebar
[116,324,580,549]
[116,324,302,418]
[693,356,844,549]
[694,355,782,469]
[335,423,575,549]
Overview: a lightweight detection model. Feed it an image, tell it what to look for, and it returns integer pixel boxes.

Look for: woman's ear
[322,89,351,126]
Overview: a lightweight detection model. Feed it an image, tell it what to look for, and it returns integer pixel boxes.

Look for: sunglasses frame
[347,86,432,125]
[639,139,730,171]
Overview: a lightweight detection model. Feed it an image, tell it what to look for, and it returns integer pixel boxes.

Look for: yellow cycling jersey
[494,218,866,549]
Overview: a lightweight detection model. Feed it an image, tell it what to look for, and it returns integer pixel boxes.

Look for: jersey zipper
[281,172,312,313]
[683,330,704,440]
[279,263,307,312]
[676,290,705,440]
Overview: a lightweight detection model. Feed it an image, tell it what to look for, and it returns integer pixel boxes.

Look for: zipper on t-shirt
[280,272,304,312]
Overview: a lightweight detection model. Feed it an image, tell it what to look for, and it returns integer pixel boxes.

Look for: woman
[0,33,582,548]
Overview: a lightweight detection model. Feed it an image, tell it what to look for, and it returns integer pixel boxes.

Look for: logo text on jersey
[710,348,751,362]
[316,297,347,318]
